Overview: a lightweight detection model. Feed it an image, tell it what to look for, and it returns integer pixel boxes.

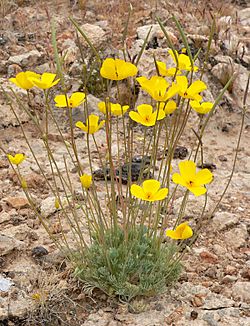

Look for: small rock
[8,49,43,68]
[199,251,218,264]
[79,23,110,49]
[218,155,227,162]
[0,211,11,224]
[212,212,238,231]
[0,234,24,256]
[5,196,30,210]
[0,276,14,292]
[221,275,238,284]
[231,281,250,303]
[191,295,204,307]
[40,196,59,217]
[31,246,48,258]
[224,226,248,249]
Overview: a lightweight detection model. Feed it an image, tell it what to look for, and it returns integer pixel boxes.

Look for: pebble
[31,246,48,258]
[5,197,30,210]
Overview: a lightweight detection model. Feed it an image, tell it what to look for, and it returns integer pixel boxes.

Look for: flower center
[184,91,188,96]
[187,180,194,187]
[146,192,153,199]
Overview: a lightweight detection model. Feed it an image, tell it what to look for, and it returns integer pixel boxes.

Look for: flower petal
[152,188,168,200]
[142,179,161,194]
[188,80,207,95]
[54,95,68,107]
[188,185,207,196]
[130,184,145,199]
[179,160,196,179]
[195,169,213,185]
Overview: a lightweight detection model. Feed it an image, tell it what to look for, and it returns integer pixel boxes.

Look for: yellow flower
[156,61,180,77]
[98,102,129,116]
[131,179,168,201]
[9,71,40,90]
[75,115,105,134]
[21,178,27,189]
[159,100,177,115]
[166,223,193,240]
[80,174,92,189]
[172,160,213,196]
[129,104,165,126]
[137,76,179,102]
[168,50,198,72]
[54,92,85,108]
[29,73,60,89]
[176,76,207,102]
[7,153,26,165]
[190,101,213,114]
[100,58,138,80]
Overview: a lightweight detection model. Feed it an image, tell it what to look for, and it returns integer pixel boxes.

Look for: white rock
[0,276,14,292]
[212,212,238,231]
[0,234,24,256]
[8,50,43,68]
[232,281,250,303]
[79,23,109,49]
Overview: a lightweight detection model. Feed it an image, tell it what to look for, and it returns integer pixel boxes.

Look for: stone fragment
[212,212,238,231]
[0,234,24,256]
[32,246,48,258]
[5,197,29,209]
[224,226,248,249]
[231,281,250,303]
[7,50,43,68]
[79,23,109,49]
[0,276,14,292]
[0,211,11,224]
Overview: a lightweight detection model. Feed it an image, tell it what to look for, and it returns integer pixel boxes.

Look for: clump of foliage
[74,226,181,300]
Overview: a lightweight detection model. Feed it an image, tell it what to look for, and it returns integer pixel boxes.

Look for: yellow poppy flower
[190,101,213,114]
[7,153,26,165]
[98,102,129,116]
[156,61,181,77]
[29,73,60,89]
[137,76,179,102]
[172,160,213,196]
[54,92,85,108]
[168,50,198,72]
[9,71,40,90]
[100,58,138,80]
[129,104,165,126]
[80,174,92,189]
[158,100,177,115]
[75,115,105,134]
[166,223,193,240]
[131,179,168,201]
[176,76,207,102]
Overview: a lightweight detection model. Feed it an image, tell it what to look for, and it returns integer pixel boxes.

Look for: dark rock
[165,146,188,160]
[31,246,48,258]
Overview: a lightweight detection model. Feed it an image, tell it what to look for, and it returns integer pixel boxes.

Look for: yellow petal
[142,179,161,194]
[152,188,168,200]
[163,100,177,114]
[179,160,196,179]
[137,104,153,117]
[188,80,207,95]
[176,76,188,92]
[195,169,213,185]
[70,92,85,107]
[175,223,193,239]
[188,185,207,196]
[54,94,68,107]
[156,61,167,76]
[130,184,145,199]
[166,229,180,239]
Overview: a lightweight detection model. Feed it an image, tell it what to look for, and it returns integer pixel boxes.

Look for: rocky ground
[0,0,249,325]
